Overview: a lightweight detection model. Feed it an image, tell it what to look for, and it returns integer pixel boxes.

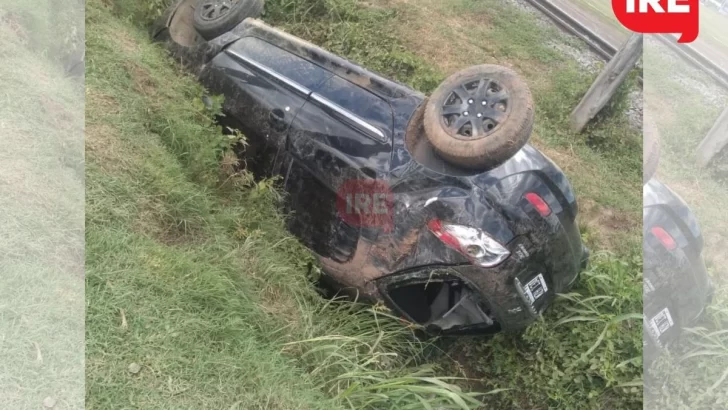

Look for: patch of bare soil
[578,198,636,250]
[536,129,640,252]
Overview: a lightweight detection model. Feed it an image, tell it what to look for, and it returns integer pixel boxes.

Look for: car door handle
[269,109,287,132]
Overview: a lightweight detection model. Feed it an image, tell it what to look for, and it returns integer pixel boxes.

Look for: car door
[199,36,333,177]
[283,74,395,262]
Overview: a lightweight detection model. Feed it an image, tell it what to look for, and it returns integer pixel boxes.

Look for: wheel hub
[439,77,511,139]
[199,0,240,21]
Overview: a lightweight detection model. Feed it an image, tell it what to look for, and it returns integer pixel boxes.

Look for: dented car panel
[152,10,589,334]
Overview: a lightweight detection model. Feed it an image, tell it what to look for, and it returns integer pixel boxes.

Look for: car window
[312,75,394,142]
[227,36,332,91]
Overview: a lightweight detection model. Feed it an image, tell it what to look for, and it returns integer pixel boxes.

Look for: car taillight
[651,226,677,250]
[524,192,551,217]
[427,219,511,267]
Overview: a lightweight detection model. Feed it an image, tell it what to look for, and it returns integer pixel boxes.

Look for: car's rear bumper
[370,233,589,335]
[317,186,590,335]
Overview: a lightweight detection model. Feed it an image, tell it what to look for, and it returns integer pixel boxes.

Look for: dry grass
[0,2,84,408]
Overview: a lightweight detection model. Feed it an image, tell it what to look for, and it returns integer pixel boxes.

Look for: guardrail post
[696,107,728,168]
[569,33,643,133]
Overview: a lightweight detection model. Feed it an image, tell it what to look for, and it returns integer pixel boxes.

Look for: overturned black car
[152,0,589,335]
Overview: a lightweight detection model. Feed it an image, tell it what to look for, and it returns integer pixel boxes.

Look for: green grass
[0,2,84,409]
[89,0,645,408]
[85,0,489,408]
[642,38,728,409]
[444,251,643,409]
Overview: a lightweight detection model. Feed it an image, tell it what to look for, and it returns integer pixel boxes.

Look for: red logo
[612,0,699,43]
[336,179,393,232]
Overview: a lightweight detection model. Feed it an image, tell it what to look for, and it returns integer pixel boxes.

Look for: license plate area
[523,273,548,304]
[515,271,552,316]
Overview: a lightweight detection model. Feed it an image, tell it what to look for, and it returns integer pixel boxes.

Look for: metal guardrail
[523,0,728,90]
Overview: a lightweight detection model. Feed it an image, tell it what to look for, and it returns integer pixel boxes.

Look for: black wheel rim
[439,77,511,139]
[199,0,240,21]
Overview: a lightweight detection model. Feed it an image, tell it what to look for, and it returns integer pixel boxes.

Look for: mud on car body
[643,178,715,360]
[152,0,589,335]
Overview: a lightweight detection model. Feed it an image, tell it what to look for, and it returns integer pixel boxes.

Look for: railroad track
[521,0,617,61]
[523,0,728,90]
[653,34,728,90]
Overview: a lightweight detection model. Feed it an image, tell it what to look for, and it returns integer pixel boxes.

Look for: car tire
[192,0,264,40]
[423,65,534,170]
[643,113,660,185]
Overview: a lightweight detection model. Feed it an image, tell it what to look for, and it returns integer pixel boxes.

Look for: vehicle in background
[642,118,714,360]
[643,178,715,360]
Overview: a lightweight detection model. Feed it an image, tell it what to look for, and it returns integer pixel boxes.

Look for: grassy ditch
[89,0,645,408]
[86,0,490,408]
